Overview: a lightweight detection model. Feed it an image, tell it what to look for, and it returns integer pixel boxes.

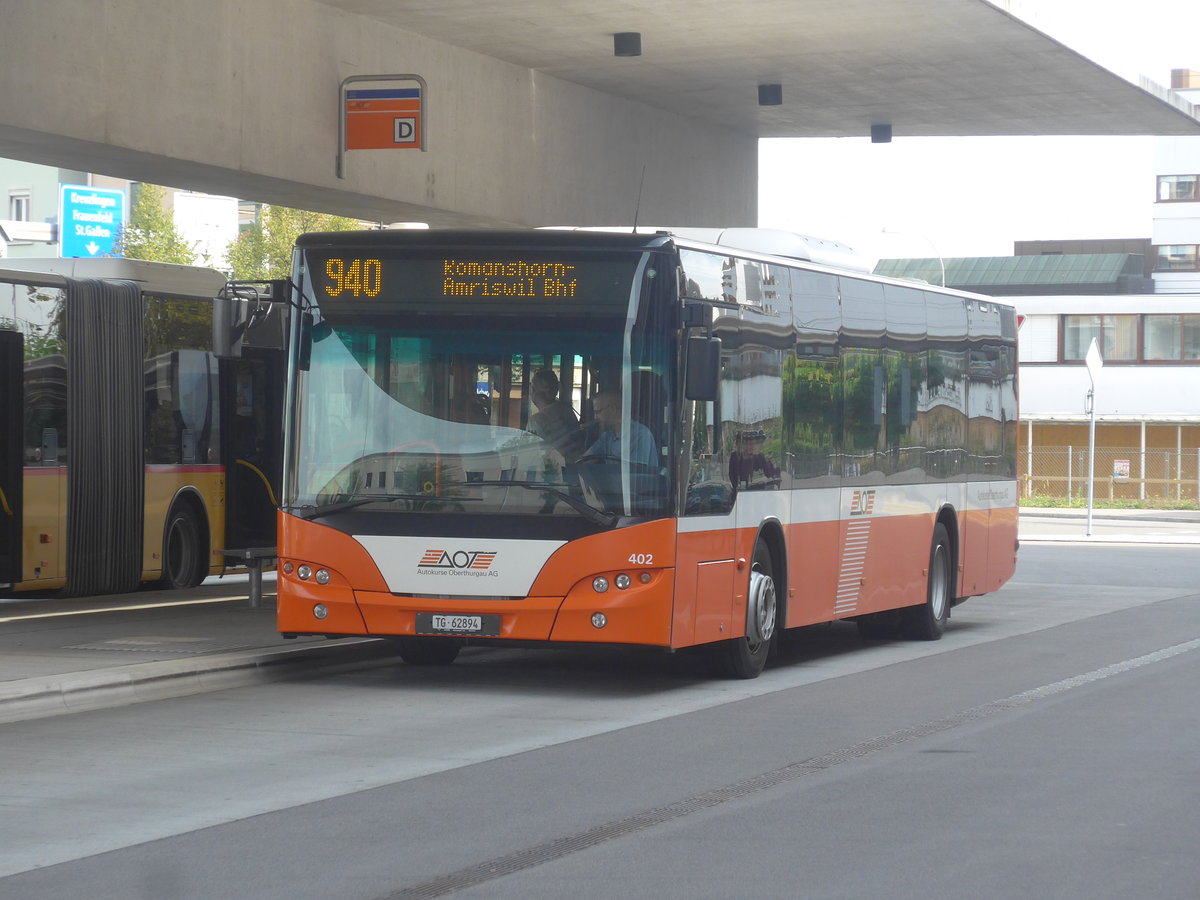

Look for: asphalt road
[2,541,1198,899]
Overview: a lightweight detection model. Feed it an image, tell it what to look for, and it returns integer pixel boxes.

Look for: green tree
[226,205,361,280]
[114,183,197,264]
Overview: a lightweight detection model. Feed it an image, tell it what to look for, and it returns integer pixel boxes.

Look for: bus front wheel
[160,502,206,590]
[715,542,777,679]
[900,523,952,640]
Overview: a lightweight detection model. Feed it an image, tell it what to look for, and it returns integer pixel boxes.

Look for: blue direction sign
[58,185,126,258]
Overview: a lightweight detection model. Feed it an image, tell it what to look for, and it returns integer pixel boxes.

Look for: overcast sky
[757,0,1200,265]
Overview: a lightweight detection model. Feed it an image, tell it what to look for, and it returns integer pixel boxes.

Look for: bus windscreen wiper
[293,493,480,520]
[464,480,616,527]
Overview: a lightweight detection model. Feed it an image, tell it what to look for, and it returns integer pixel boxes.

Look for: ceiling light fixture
[613,32,642,57]
[758,84,783,106]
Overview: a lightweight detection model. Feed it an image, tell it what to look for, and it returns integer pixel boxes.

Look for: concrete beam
[0,0,756,226]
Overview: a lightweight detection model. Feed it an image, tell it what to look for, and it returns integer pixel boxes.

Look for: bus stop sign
[338,74,427,179]
[345,87,422,150]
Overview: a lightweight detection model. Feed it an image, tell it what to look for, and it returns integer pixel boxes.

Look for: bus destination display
[441,259,577,298]
[312,253,636,305]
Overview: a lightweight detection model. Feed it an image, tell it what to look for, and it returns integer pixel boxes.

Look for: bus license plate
[416,613,500,636]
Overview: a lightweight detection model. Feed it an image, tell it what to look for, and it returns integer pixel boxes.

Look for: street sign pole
[1084,338,1103,536]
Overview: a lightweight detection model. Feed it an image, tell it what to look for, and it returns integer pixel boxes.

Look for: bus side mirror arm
[298,312,314,372]
[682,300,712,328]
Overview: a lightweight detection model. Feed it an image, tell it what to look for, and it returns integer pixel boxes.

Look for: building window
[1063,315,1137,361]
[1018,315,1059,362]
[1143,315,1200,361]
[1154,245,1200,271]
[8,190,31,221]
[1157,175,1200,202]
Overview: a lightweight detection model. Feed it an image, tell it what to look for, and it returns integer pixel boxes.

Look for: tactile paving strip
[65,636,256,654]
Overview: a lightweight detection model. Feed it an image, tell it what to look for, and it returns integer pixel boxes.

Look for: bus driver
[584,389,658,470]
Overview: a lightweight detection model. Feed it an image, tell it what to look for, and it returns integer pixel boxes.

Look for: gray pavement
[1019,505,1200,543]
[1,506,1197,725]
[0,577,396,724]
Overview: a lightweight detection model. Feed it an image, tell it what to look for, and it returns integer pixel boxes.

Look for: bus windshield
[288,248,675,524]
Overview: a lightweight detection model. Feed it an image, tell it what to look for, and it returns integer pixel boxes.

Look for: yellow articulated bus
[276,228,1018,678]
[0,258,286,596]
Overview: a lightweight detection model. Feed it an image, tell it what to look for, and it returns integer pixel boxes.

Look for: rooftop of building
[874,252,1152,296]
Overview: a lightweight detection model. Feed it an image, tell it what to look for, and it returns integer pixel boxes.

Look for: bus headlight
[297,565,312,581]
[591,612,607,628]
[615,574,632,590]
[315,568,331,585]
[592,576,609,593]
[313,604,328,620]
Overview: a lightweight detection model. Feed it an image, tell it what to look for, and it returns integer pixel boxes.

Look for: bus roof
[295,228,672,252]
[295,227,872,276]
[294,228,1007,308]
[0,257,227,299]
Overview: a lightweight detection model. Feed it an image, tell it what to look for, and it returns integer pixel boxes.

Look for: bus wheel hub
[747,566,776,645]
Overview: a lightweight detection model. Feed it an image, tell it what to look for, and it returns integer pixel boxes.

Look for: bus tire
[394,637,462,666]
[900,522,952,640]
[160,501,206,590]
[715,542,777,679]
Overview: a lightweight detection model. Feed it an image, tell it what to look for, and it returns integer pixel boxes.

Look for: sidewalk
[0,577,398,725]
[2,509,1196,726]
[1018,506,1200,544]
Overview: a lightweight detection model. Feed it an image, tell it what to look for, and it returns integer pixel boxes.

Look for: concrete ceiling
[317,0,1200,137]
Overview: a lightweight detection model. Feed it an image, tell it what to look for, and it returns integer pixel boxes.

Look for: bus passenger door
[0,330,22,584]
[220,350,284,550]
[675,393,737,647]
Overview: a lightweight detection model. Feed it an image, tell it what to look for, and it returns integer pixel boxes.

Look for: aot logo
[849,490,876,517]
[417,550,497,571]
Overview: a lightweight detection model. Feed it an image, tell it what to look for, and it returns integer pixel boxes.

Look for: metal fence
[1021,446,1200,504]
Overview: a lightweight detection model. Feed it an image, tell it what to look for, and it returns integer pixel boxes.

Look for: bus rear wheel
[900,522,952,640]
[715,542,777,679]
[394,637,462,666]
[160,502,206,590]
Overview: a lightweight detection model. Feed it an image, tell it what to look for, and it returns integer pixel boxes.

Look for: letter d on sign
[394,117,416,143]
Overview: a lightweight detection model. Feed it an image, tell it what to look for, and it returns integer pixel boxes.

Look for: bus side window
[683,398,732,515]
[41,427,59,464]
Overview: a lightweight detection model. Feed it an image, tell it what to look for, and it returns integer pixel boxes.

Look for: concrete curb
[1020,509,1200,524]
[1020,534,1200,545]
[0,638,400,725]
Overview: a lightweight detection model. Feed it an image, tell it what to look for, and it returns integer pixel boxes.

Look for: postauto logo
[417,549,499,576]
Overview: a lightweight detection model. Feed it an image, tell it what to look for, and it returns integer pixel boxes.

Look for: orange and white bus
[277,228,1018,677]
[0,258,286,596]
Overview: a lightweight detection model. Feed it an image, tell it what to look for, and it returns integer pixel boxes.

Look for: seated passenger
[528,370,583,461]
[584,388,658,470]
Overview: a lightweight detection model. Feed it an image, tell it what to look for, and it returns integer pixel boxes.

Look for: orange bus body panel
[985,505,1019,594]
[851,512,934,617]
[781,518,841,627]
[529,519,676,596]
[278,513,678,647]
[958,506,991,597]
[674,526,738,648]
